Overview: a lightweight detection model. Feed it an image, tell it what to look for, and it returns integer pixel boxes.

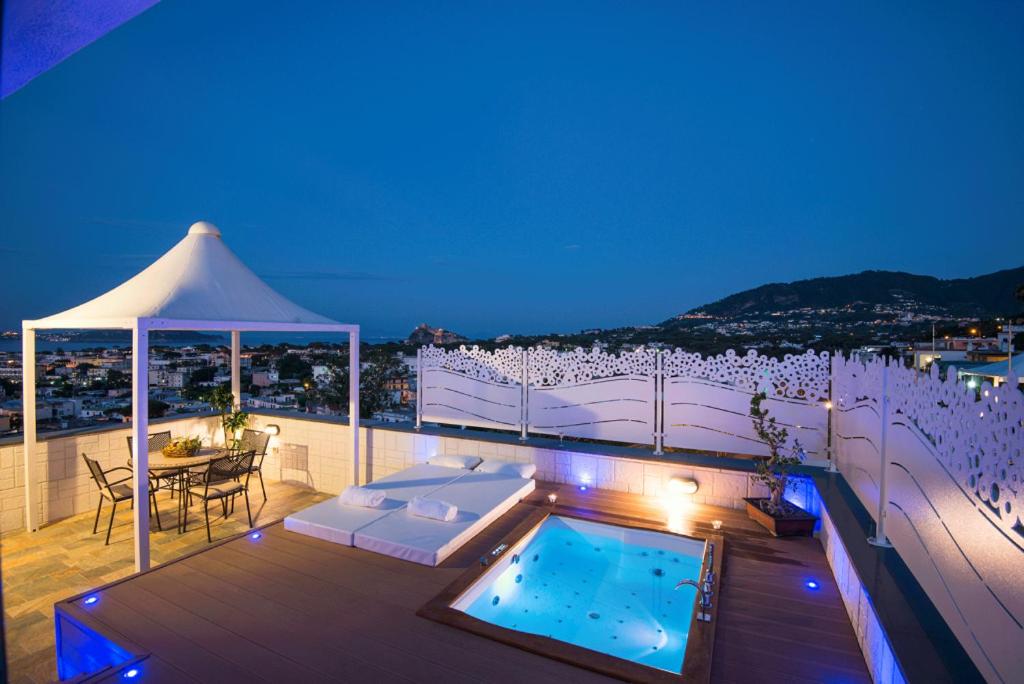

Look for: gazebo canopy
[22,221,360,573]
[28,221,341,331]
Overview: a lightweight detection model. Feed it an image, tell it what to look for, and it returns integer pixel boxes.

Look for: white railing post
[826,351,838,472]
[869,359,893,548]
[653,350,664,455]
[520,348,528,441]
[349,327,361,486]
[415,347,423,430]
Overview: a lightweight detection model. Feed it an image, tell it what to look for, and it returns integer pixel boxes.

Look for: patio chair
[82,454,162,545]
[127,431,178,495]
[186,450,256,543]
[237,429,271,500]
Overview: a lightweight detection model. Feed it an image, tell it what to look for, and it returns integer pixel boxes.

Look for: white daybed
[283,463,470,545]
[353,469,536,566]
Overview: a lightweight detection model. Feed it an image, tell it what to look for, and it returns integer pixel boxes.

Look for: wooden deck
[2,480,331,684]
[50,482,869,684]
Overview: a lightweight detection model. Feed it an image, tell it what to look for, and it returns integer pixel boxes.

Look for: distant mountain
[407,323,467,346]
[666,266,1024,323]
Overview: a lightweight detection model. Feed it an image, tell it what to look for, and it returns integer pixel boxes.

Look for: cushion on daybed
[427,454,483,470]
[475,459,537,479]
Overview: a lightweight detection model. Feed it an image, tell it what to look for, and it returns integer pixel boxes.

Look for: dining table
[148,447,228,533]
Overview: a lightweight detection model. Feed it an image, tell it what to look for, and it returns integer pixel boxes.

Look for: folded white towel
[408,496,458,522]
[339,485,386,508]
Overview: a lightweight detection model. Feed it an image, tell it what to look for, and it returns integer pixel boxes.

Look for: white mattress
[353,470,536,566]
[283,463,470,545]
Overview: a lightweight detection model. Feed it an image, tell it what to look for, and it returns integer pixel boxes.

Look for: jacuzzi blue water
[452,515,706,673]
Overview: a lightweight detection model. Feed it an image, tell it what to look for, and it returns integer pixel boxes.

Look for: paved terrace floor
[45,483,867,684]
[2,480,331,683]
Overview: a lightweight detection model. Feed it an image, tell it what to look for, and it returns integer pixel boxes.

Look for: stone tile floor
[1,481,330,683]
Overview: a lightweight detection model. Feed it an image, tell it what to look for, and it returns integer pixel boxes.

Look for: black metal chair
[237,429,271,500]
[185,451,256,543]
[83,454,162,545]
[127,431,178,495]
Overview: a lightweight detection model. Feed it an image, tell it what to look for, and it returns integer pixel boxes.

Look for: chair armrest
[106,475,133,486]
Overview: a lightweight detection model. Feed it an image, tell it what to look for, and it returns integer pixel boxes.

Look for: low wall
[0,414,221,534]
[249,413,771,508]
[817,491,906,684]
[1,411,772,535]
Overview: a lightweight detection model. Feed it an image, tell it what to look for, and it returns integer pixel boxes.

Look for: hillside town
[0,339,418,435]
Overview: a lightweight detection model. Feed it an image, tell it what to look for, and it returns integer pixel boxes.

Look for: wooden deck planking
[2,480,332,684]
[52,482,869,684]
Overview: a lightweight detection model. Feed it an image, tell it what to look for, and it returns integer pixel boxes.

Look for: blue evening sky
[1,1,1022,339]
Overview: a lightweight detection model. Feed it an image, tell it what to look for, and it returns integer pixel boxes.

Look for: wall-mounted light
[667,477,698,496]
[711,520,723,530]
[264,424,280,436]
[547,493,558,505]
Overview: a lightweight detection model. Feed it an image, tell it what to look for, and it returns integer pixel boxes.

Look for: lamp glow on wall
[663,476,698,533]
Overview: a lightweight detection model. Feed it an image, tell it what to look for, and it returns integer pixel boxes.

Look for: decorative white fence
[833,357,1024,683]
[417,345,830,459]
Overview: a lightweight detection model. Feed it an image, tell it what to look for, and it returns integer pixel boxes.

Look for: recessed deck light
[122,668,140,679]
[83,595,99,605]
[250,531,262,540]
[805,580,820,590]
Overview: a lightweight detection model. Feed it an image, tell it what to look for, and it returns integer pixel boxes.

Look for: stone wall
[0,414,220,534]
[249,414,768,507]
[1,412,769,535]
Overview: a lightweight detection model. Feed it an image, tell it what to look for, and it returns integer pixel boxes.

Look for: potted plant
[743,391,817,537]
[208,385,250,450]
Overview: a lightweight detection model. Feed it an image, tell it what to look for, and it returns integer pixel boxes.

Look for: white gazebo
[22,221,359,571]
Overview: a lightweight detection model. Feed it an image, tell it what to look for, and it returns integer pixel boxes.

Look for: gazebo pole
[21,324,38,532]
[131,318,151,572]
[349,327,360,485]
[231,330,241,410]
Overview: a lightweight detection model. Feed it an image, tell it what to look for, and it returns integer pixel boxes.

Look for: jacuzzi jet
[653,568,665,577]
[588,612,600,620]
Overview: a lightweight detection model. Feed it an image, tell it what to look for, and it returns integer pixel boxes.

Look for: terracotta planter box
[744,497,817,537]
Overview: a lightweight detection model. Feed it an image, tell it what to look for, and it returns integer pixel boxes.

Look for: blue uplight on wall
[123,667,140,679]
[82,595,99,605]
[805,579,820,590]
[578,485,588,492]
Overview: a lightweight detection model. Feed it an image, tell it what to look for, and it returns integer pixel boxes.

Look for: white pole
[349,327,360,486]
[415,347,423,430]
[131,320,151,571]
[21,325,38,532]
[654,351,664,456]
[827,351,838,472]
[520,348,528,441]
[869,359,892,548]
[1008,325,1014,377]
[231,330,241,411]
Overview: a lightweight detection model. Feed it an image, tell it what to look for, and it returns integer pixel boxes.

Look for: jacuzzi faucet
[675,579,713,622]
